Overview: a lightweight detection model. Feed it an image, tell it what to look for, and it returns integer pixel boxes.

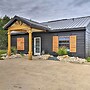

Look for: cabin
[3,16,90,58]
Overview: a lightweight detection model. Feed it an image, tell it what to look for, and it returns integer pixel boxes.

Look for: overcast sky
[0,0,90,22]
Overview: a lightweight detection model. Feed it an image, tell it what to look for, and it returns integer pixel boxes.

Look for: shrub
[19,52,24,56]
[86,57,90,62]
[0,54,4,60]
[0,57,4,60]
[11,46,17,54]
[57,46,68,56]
[0,50,7,55]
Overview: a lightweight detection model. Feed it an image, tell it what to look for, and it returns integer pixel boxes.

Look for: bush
[0,30,7,49]
[11,46,17,54]
[57,46,68,56]
[19,52,24,56]
[86,57,90,62]
[0,50,7,55]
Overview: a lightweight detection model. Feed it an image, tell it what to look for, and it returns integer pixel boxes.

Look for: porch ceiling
[11,28,45,34]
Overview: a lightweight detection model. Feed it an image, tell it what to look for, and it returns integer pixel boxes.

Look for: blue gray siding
[33,30,85,58]
[11,34,29,54]
[11,30,85,58]
[86,23,90,57]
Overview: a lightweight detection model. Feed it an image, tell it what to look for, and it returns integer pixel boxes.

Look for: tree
[0,15,10,30]
[0,15,11,50]
[3,15,10,25]
[0,30,7,49]
[0,15,10,50]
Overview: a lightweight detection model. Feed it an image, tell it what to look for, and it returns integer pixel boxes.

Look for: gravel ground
[0,58,90,90]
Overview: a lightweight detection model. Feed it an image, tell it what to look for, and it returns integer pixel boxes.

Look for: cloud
[0,0,73,21]
[0,0,90,22]
[69,0,90,6]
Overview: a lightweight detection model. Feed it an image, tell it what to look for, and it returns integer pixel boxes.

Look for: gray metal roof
[42,16,90,31]
[4,16,90,33]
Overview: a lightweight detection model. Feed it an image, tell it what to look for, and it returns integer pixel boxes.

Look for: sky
[0,0,90,22]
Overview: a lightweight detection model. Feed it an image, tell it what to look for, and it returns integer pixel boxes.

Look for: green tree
[3,15,10,25]
[0,15,11,50]
[0,30,7,49]
[0,15,10,30]
[0,15,10,50]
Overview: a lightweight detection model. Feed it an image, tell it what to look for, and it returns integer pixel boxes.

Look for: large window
[59,36,70,49]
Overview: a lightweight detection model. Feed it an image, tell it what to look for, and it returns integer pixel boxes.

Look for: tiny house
[4,16,90,58]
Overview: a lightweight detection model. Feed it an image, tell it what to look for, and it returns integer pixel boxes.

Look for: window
[59,36,70,49]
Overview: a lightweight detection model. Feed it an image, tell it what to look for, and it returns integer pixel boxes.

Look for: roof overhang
[3,16,50,32]
[48,27,86,32]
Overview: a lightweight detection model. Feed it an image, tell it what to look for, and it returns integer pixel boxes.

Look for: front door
[34,37,41,55]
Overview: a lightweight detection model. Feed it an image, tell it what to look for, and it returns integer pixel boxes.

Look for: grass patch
[0,54,4,60]
[86,57,90,62]
[0,50,7,60]
[0,50,7,55]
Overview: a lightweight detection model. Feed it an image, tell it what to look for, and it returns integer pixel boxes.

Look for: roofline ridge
[42,15,90,23]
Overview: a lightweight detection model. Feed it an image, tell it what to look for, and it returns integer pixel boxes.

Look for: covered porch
[3,16,49,60]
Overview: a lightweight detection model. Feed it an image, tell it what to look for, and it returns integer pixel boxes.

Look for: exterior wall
[86,23,90,57]
[11,30,85,58]
[57,31,85,58]
[32,32,52,54]
[33,30,85,58]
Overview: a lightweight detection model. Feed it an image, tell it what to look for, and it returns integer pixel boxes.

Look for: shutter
[52,36,58,52]
[17,38,24,50]
[70,35,76,52]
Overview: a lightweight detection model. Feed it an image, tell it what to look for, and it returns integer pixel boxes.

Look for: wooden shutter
[70,35,76,52]
[52,36,58,52]
[17,38,24,50]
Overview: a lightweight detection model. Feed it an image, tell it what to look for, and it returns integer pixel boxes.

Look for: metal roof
[42,16,90,31]
[3,16,90,33]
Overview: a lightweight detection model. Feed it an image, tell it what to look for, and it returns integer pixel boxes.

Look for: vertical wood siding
[17,38,24,50]
[70,35,76,52]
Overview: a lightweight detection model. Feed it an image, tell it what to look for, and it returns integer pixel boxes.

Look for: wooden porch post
[28,29,32,60]
[8,30,11,56]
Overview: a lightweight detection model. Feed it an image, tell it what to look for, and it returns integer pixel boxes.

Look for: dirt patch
[0,58,90,90]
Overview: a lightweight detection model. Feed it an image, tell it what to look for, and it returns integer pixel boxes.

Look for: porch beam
[10,29,28,32]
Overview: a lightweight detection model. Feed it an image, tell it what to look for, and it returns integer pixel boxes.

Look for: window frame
[58,36,70,49]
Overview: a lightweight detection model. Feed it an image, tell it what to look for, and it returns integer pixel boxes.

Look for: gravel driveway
[0,58,90,90]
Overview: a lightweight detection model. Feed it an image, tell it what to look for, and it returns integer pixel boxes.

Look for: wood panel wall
[52,36,58,52]
[17,38,24,50]
[70,35,76,52]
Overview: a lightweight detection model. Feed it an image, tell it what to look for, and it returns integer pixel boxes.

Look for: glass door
[34,37,41,55]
